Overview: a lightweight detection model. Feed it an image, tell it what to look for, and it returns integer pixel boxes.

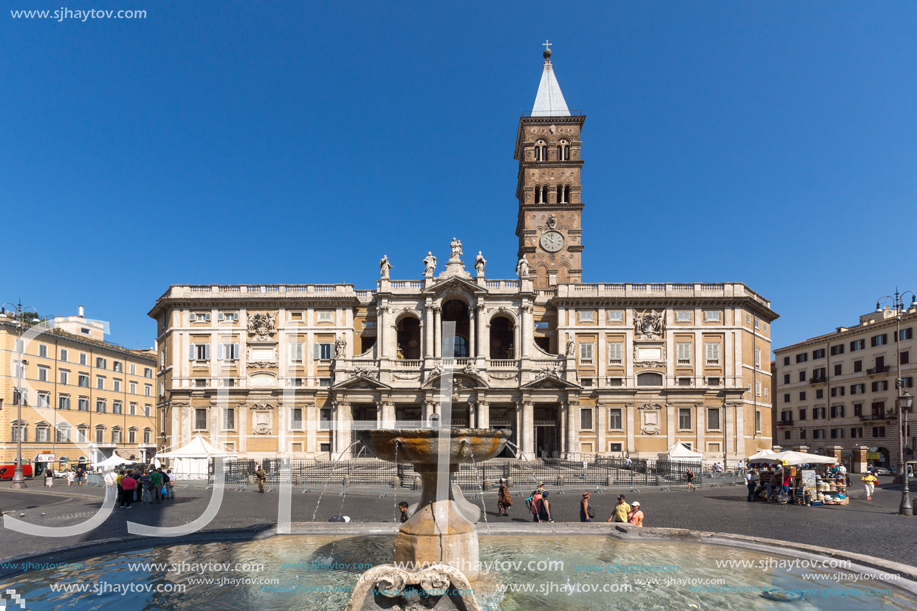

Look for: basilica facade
[149,49,778,464]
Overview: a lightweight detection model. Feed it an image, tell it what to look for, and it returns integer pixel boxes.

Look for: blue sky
[1,1,915,352]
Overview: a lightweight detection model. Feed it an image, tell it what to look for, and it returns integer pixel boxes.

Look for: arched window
[558,140,570,160]
[564,185,571,203]
[637,372,664,387]
[557,185,565,203]
[453,336,469,358]
[536,186,545,204]
[534,147,540,161]
[564,145,570,160]
[541,144,548,159]
[534,141,547,161]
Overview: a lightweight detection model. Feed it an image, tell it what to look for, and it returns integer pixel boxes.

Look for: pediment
[422,371,490,390]
[422,276,487,296]
[522,373,582,390]
[333,373,392,390]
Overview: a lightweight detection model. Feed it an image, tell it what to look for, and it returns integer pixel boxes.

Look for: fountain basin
[355,428,509,465]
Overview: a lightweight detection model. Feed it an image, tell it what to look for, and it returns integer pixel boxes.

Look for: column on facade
[724,403,733,457]
[377,305,386,359]
[695,403,705,456]
[376,401,384,429]
[468,402,477,429]
[734,401,744,461]
[383,402,396,428]
[665,310,675,386]
[425,301,434,359]
[468,308,475,361]
[306,402,317,454]
[597,308,606,386]
[423,401,433,426]
[476,305,487,359]
[666,402,675,448]
[626,403,635,455]
[596,403,606,455]
[520,303,533,358]
[477,400,490,429]
[559,402,567,454]
[433,306,442,358]
[566,399,577,457]
[520,400,534,458]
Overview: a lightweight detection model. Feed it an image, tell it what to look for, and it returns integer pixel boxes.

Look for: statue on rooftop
[450,237,463,261]
[423,252,437,276]
[379,255,393,279]
[515,256,530,280]
[474,251,486,277]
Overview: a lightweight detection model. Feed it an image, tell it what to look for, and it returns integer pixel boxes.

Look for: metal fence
[192,456,737,493]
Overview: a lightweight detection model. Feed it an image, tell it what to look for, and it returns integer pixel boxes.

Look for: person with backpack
[580,492,595,522]
[538,491,554,523]
[527,490,543,522]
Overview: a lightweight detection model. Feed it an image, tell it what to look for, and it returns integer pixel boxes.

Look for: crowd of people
[101,466,175,508]
[491,479,645,526]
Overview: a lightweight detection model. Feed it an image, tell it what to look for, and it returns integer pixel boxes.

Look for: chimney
[78,305,84,318]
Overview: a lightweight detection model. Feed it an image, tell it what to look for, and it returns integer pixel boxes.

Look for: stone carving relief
[351,365,379,380]
[488,371,518,381]
[335,337,347,358]
[344,563,481,611]
[638,403,663,410]
[247,312,276,340]
[547,213,557,229]
[641,410,660,435]
[535,363,562,380]
[634,309,664,340]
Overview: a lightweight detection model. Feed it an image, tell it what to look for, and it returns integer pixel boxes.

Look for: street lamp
[2,300,40,490]
[877,289,916,517]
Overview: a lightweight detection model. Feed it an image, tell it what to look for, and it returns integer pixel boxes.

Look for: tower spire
[532,42,570,117]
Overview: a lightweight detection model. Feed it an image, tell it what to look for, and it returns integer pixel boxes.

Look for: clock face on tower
[540,230,565,253]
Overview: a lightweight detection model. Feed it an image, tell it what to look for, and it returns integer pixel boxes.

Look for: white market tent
[658,441,703,463]
[93,454,131,469]
[747,449,778,462]
[749,450,837,466]
[156,434,237,479]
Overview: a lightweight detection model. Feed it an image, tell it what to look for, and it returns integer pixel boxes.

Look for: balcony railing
[860,413,896,421]
[809,376,828,384]
[488,360,517,368]
[777,418,794,426]
[395,360,422,368]
[867,366,891,375]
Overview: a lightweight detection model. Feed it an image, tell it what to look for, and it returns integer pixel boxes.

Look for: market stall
[747,451,846,506]
[155,434,237,480]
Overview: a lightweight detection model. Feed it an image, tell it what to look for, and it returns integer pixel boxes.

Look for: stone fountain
[345,428,508,611]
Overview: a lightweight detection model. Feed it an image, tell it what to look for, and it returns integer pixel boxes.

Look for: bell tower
[515,43,585,289]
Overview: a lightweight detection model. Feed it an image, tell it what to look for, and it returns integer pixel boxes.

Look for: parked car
[873,467,892,476]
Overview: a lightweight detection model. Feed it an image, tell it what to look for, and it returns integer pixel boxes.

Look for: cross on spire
[542,40,552,51]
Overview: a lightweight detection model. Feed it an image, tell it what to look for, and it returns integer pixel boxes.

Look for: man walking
[746,470,757,502]
[255,464,267,493]
[166,469,176,499]
[149,468,163,504]
[608,495,631,522]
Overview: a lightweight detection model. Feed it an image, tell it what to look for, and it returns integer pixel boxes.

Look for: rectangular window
[783,356,790,366]
[194,409,208,430]
[79,353,87,365]
[317,311,334,323]
[96,376,105,390]
[676,342,692,365]
[78,397,89,411]
[130,381,137,394]
[813,429,825,440]
[799,371,806,382]
[57,426,70,442]
[704,342,721,365]
[191,344,210,361]
[607,342,624,365]
[609,443,623,452]
[129,403,137,416]
[577,311,594,323]
[834,363,842,376]
[143,429,151,444]
[830,345,844,356]
[853,360,863,372]
[95,357,106,369]
[871,380,889,392]
[814,407,827,419]
[95,399,106,413]
[676,311,691,322]
[754,347,762,368]
[289,342,304,364]
[113,379,121,392]
[128,429,136,444]
[815,389,824,399]
[319,377,332,387]
[37,366,48,382]
[580,408,593,430]
[707,408,720,430]
[219,343,240,361]
[756,380,762,396]
[129,363,136,375]
[703,310,721,322]
[36,393,50,408]
[94,428,104,444]
[319,408,332,430]
[59,395,70,410]
[851,339,865,351]
[853,403,863,416]
[60,348,69,362]
[783,393,790,403]
[872,426,886,438]
[78,373,89,388]
[291,408,304,430]
[831,405,845,418]
[608,408,622,430]
[113,401,122,414]
[830,386,845,397]
[902,351,910,365]
[222,408,235,431]
[900,328,913,340]
[796,353,808,363]
[872,334,887,347]
[876,355,885,369]
[851,383,865,394]
[533,321,549,330]
[798,408,807,421]
[144,367,153,378]
[112,429,122,444]
[800,429,807,440]
[813,348,825,359]
[607,310,624,322]
[193,312,211,323]
[113,361,122,373]
[145,384,152,397]
[315,343,334,360]
[799,391,807,401]
[578,342,594,365]
[784,430,791,440]
[783,374,790,384]
[755,410,762,433]
[678,408,692,430]
[217,311,239,322]
[145,404,151,417]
